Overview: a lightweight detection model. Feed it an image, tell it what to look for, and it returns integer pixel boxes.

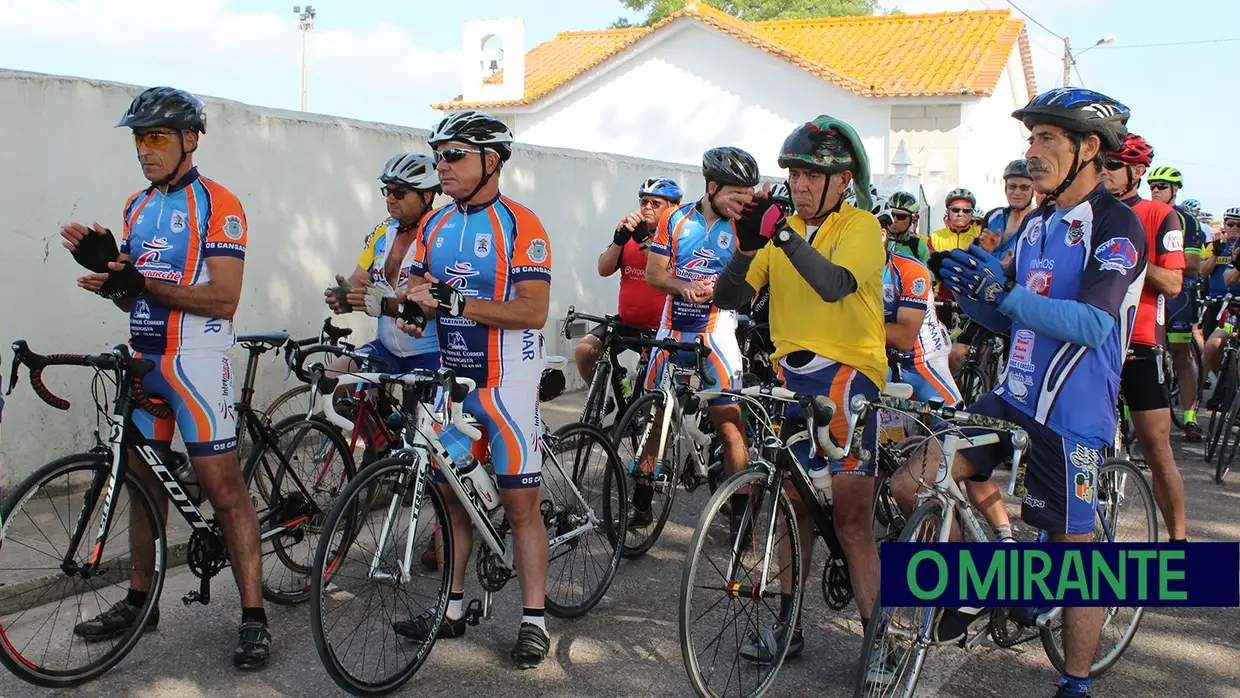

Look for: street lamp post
[294,5,317,111]
[1062,34,1115,87]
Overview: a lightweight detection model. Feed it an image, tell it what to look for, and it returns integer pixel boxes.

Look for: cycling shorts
[1120,345,1169,412]
[132,350,237,457]
[1164,290,1197,341]
[955,392,1099,535]
[894,356,961,407]
[778,353,879,477]
[436,384,543,489]
[643,328,741,407]
[358,339,441,373]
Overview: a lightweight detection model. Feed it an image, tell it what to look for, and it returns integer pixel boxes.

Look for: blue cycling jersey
[993,185,1148,448]
[1205,237,1240,299]
[986,208,1023,262]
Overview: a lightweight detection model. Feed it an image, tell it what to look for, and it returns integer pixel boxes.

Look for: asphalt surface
[1,391,1238,698]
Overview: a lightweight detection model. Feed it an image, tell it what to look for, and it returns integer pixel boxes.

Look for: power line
[1162,159,1240,172]
[1098,37,1240,49]
[1004,0,1062,40]
[1072,63,1087,88]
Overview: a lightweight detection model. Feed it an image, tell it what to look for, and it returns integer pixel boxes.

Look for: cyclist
[928,188,985,373]
[642,147,754,533]
[930,88,1146,698]
[394,110,554,669]
[573,176,679,385]
[1148,168,1207,440]
[886,191,930,264]
[882,231,1015,545]
[1203,208,1240,387]
[323,153,443,376]
[983,159,1037,264]
[714,115,886,664]
[60,87,270,669]
[1100,133,1188,542]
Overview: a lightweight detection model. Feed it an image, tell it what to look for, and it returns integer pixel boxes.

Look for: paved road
[2,392,1239,697]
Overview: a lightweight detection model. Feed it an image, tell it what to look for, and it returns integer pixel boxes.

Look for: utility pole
[294,5,317,111]
[1062,36,1072,87]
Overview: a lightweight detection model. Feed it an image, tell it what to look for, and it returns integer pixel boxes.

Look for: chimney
[461,17,526,104]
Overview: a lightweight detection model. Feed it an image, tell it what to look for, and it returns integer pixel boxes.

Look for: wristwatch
[772,227,795,248]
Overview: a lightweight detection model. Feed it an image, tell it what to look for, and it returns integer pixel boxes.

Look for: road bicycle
[852,395,1158,697]
[0,337,354,688]
[307,359,626,695]
[563,306,652,431]
[1204,295,1240,468]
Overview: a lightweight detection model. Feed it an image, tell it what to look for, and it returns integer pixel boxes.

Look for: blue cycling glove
[939,244,1013,306]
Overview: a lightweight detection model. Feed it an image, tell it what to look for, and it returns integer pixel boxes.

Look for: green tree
[618,0,882,26]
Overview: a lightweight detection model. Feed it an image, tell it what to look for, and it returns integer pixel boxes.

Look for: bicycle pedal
[463,598,484,626]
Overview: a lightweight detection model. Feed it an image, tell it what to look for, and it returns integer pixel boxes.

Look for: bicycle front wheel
[0,452,166,688]
[542,421,626,618]
[679,467,801,698]
[612,391,680,558]
[310,455,452,696]
[1039,457,1157,678]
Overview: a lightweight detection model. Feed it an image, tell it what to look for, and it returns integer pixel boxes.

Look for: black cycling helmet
[117,87,207,134]
[1003,158,1032,180]
[888,190,919,215]
[1012,88,1131,201]
[702,147,760,188]
[777,117,855,175]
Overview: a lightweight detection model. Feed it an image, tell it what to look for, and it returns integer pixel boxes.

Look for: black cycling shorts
[1120,345,1168,412]
[1203,297,1226,338]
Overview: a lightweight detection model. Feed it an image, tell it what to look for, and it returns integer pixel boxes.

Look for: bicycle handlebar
[7,340,152,412]
[283,318,355,378]
[650,335,715,387]
[562,305,649,342]
[287,342,395,384]
[309,364,481,441]
[683,384,843,459]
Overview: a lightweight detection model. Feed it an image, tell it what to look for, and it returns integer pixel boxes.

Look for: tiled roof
[432,3,1036,111]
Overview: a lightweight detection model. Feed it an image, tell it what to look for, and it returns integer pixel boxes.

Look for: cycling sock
[632,483,654,511]
[994,524,1013,541]
[446,591,465,620]
[126,588,148,608]
[1170,537,1188,543]
[1185,409,1197,424]
[521,607,546,633]
[1058,672,1091,697]
[241,607,267,626]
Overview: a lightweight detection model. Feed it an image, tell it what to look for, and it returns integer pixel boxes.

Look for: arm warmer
[779,234,857,302]
[997,284,1115,349]
[714,252,755,310]
[956,293,1012,335]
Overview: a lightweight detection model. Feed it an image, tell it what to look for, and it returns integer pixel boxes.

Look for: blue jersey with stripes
[412,194,551,387]
[118,168,247,355]
[1205,236,1239,299]
[993,185,1148,448]
[650,202,740,334]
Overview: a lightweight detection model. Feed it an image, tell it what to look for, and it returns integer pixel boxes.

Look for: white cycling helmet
[379,153,440,192]
[1225,207,1240,222]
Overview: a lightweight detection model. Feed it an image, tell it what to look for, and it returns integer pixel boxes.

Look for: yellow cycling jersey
[745,203,887,388]
[928,224,982,253]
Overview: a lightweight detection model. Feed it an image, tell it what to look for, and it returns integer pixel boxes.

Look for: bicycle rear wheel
[1039,457,1157,677]
[310,455,451,696]
[679,468,800,698]
[541,422,626,617]
[1205,360,1235,462]
[1215,387,1240,484]
[246,414,356,605]
[0,452,165,688]
[612,391,680,558]
[853,498,945,698]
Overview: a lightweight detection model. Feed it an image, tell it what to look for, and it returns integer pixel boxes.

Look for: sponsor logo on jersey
[1165,230,1184,253]
[717,231,733,250]
[447,332,469,352]
[526,238,548,264]
[474,233,492,257]
[135,236,174,267]
[1094,237,1139,273]
[1026,221,1043,245]
[1070,444,1099,473]
[883,284,896,303]
[1066,220,1086,247]
[1010,329,1036,372]
[1007,375,1029,399]
[910,277,928,297]
[444,262,482,290]
[1025,269,1052,296]
[222,215,243,241]
[133,299,151,320]
[1074,469,1095,502]
[170,209,187,233]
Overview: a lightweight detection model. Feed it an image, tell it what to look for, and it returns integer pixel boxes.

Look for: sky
[1,0,1235,213]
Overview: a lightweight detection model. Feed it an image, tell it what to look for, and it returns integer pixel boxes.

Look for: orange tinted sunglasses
[132,131,179,148]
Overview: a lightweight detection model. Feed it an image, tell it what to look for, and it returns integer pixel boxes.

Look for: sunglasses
[1149,182,1172,191]
[133,131,179,148]
[638,198,666,209]
[381,185,413,199]
[1005,182,1033,192]
[949,207,974,215]
[1226,221,1240,229]
[1104,160,1127,171]
[891,212,911,221]
[433,147,482,165]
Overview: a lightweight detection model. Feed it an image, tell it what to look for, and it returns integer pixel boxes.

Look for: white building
[434,2,1038,225]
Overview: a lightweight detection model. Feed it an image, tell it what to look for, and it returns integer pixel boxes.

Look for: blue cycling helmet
[638,177,683,203]
[1182,198,1202,214]
[1012,87,1131,200]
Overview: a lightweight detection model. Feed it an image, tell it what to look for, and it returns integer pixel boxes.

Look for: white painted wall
[958,49,1032,213]
[512,21,891,179]
[0,70,705,485]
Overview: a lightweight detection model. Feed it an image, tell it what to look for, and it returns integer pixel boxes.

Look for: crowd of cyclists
[15,78,1231,697]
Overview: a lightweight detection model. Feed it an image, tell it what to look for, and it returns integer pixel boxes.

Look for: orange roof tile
[432,4,1035,111]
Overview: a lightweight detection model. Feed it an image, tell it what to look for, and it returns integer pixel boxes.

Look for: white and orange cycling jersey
[882,250,951,364]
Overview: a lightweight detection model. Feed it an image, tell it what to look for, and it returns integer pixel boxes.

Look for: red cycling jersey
[617,238,668,330]
[1126,196,1185,347]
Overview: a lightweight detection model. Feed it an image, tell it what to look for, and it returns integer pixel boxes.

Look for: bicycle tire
[612,391,680,558]
[543,421,626,618]
[954,364,990,407]
[0,452,166,688]
[853,498,945,698]
[1205,361,1235,462]
[679,467,801,698]
[309,455,452,696]
[1216,387,1240,485]
[245,414,357,605]
[1039,457,1157,678]
[244,383,317,499]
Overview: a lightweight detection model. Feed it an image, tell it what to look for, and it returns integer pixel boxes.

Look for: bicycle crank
[820,552,853,611]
